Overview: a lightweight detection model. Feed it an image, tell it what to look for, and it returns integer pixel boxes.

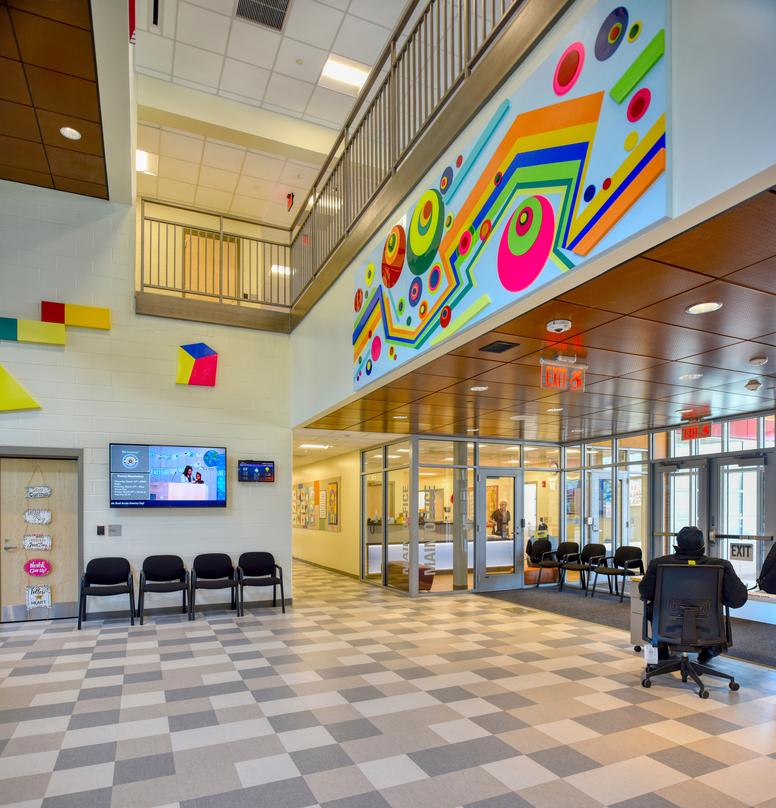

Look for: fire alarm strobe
[546,319,572,334]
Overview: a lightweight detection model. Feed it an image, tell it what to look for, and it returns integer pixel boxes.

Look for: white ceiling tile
[157,177,197,204]
[279,160,319,189]
[316,0,349,9]
[134,31,174,75]
[347,0,403,30]
[159,0,178,38]
[198,165,239,193]
[158,155,201,184]
[173,42,223,87]
[176,2,231,53]
[273,37,328,83]
[195,187,234,210]
[219,58,269,101]
[202,140,246,172]
[333,15,390,64]
[262,73,314,113]
[235,174,276,201]
[242,151,286,182]
[284,0,344,50]
[230,194,266,218]
[159,129,205,163]
[226,19,281,69]
[137,124,161,153]
[304,85,354,126]
[136,172,158,198]
[186,0,235,14]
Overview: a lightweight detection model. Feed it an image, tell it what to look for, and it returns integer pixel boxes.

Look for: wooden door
[0,458,79,620]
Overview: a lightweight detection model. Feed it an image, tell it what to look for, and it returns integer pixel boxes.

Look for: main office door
[652,460,708,558]
[0,458,79,620]
[475,469,522,590]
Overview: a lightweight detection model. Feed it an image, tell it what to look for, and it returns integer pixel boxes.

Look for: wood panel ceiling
[0,0,107,198]
[308,190,776,442]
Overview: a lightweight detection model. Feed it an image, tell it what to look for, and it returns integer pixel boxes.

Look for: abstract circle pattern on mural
[407,189,444,275]
[595,6,628,60]
[440,166,453,195]
[354,287,363,312]
[553,42,585,95]
[497,196,555,292]
[381,225,406,288]
[408,276,422,307]
[627,87,651,121]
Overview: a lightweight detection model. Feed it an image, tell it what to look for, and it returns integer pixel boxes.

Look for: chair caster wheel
[641,678,651,688]
[729,681,740,691]
[699,690,709,699]
[634,646,641,653]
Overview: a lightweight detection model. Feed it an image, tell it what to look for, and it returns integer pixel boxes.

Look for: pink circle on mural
[627,87,651,122]
[24,559,52,576]
[371,336,382,362]
[553,42,585,96]
[497,196,555,293]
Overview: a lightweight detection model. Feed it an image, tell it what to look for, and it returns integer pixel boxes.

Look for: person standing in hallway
[491,500,511,538]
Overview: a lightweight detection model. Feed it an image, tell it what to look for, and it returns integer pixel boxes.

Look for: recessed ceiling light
[392,415,407,420]
[679,372,703,380]
[745,378,763,391]
[546,407,563,413]
[470,385,489,392]
[321,55,369,89]
[387,454,401,459]
[135,149,158,176]
[271,264,291,275]
[298,443,332,449]
[685,301,723,314]
[59,126,81,141]
[466,427,479,432]
[749,355,769,367]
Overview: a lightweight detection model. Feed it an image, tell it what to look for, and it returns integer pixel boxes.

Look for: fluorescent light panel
[298,443,332,449]
[321,56,369,89]
[136,149,158,176]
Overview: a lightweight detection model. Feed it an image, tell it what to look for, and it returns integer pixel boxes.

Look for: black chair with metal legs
[78,557,134,630]
[137,555,189,625]
[590,546,645,601]
[189,553,240,620]
[558,543,606,593]
[641,564,739,698]
[536,541,579,588]
[237,552,285,614]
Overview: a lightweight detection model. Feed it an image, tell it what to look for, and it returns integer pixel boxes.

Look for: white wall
[0,181,292,612]
[291,0,776,428]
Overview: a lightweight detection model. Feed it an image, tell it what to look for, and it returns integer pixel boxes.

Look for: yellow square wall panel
[17,321,66,346]
[65,304,111,329]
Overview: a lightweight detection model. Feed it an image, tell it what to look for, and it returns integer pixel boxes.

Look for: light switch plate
[108,524,122,537]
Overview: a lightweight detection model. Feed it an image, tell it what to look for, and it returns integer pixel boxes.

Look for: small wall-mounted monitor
[110,444,227,508]
[238,460,275,483]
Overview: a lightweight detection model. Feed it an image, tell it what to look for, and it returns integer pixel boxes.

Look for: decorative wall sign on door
[24,509,52,525]
[26,485,52,499]
[25,584,52,610]
[22,534,52,551]
[24,559,52,576]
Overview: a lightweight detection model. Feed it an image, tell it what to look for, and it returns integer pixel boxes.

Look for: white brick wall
[0,180,292,613]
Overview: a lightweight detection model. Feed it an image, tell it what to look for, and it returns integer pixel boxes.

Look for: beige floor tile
[567,755,687,803]
[484,755,558,790]
[699,757,776,805]
[570,728,675,766]
[691,735,762,765]
[643,718,712,745]
[518,777,604,808]
[499,726,565,754]
[656,778,749,808]
[720,721,776,754]
[535,718,601,744]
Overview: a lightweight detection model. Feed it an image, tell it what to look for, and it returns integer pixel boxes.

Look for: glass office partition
[586,467,614,553]
[618,463,648,552]
[363,472,384,582]
[386,467,410,592]
[565,471,582,544]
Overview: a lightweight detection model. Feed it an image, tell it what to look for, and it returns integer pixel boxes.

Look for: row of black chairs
[528,540,644,600]
[78,552,285,629]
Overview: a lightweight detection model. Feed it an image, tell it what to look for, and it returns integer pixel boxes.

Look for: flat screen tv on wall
[109,444,227,508]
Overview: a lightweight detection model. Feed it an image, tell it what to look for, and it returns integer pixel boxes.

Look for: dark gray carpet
[480,586,776,669]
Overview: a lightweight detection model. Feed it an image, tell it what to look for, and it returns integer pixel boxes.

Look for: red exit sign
[540,361,586,392]
[681,422,712,441]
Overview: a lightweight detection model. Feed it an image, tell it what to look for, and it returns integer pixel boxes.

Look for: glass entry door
[475,469,522,590]
[652,461,707,558]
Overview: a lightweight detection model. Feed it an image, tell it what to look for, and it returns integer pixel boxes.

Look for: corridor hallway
[1,562,775,807]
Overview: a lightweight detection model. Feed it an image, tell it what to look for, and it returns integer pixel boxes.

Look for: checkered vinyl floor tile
[2,561,776,808]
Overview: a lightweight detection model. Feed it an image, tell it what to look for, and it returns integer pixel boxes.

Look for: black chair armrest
[139,571,146,585]
[80,573,88,589]
[589,555,605,566]
[725,605,732,645]
[565,552,581,563]
[191,570,198,586]
[127,572,134,590]
[275,564,283,580]
[540,550,556,561]
[642,600,652,643]
[624,559,643,571]
[236,566,244,582]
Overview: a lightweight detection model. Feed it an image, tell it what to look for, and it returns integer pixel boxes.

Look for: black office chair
[237,552,285,614]
[78,557,134,630]
[590,546,644,601]
[535,541,579,588]
[526,538,551,566]
[189,553,240,620]
[641,564,739,698]
[137,555,189,625]
[558,543,606,592]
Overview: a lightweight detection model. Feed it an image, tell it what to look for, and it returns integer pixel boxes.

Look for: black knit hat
[675,526,705,555]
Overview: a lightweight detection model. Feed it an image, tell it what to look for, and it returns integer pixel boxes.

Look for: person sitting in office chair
[639,525,748,662]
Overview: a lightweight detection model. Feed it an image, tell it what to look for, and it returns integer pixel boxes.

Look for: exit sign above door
[540,360,586,392]
[681,422,712,441]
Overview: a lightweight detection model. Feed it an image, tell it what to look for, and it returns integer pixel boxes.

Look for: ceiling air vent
[480,340,520,354]
[235,0,290,31]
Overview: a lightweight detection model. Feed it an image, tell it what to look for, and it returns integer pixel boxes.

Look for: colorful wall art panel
[292,477,340,532]
[0,364,41,412]
[176,342,219,387]
[353,0,667,389]
[41,301,112,330]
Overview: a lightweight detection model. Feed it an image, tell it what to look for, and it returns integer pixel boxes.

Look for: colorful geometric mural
[353,0,668,389]
[176,342,219,387]
[41,301,112,330]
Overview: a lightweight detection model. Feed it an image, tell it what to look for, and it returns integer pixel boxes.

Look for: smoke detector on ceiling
[546,319,572,334]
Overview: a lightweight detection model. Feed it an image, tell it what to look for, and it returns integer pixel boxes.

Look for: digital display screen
[238,460,275,483]
[110,444,227,508]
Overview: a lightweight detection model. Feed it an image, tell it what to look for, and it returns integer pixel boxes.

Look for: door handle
[4,544,18,551]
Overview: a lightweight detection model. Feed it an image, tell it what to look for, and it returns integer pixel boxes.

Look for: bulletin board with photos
[292,477,340,531]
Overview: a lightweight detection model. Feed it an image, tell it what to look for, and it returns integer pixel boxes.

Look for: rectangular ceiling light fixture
[136,149,158,176]
[321,56,369,90]
[479,340,520,354]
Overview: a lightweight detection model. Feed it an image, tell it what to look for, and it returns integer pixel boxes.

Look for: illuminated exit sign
[681,422,712,441]
[540,360,586,392]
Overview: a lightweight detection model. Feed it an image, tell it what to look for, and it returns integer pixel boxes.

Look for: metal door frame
[474,467,523,591]
[650,458,709,559]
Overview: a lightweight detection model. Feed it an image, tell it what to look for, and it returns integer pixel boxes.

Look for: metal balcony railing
[289,0,524,303]
[139,200,292,308]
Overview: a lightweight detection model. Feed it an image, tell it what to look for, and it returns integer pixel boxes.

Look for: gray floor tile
[410,737,516,776]
[169,710,219,733]
[291,744,354,774]
[327,719,382,743]
[55,742,117,770]
[68,709,121,730]
[42,788,113,808]
[114,751,176,784]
